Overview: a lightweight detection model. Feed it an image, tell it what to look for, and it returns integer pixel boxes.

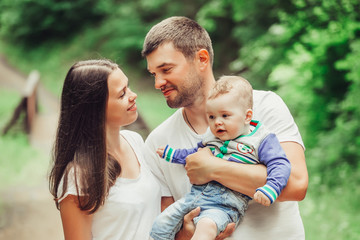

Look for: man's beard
[166,71,204,108]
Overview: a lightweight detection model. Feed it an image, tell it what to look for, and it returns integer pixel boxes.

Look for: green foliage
[301,163,360,239]
[196,4,360,238]
[266,0,360,169]
[0,0,111,45]
[196,0,289,88]
[0,1,360,237]
[197,0,360,171]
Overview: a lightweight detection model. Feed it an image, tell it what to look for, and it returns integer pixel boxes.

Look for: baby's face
[206,93,248,141]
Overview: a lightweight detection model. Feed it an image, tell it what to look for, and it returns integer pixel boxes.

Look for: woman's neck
[106,126,121,155]
[106,126,140,179]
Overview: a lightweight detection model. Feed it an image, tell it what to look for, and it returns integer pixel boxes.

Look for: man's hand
[175,207,200,240]
[185,148,218,185]
[254,191,271,206]
[216,222,236,240]
[175,207,236,240]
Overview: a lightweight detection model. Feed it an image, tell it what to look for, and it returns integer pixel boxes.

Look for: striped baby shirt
[161,120,291,204]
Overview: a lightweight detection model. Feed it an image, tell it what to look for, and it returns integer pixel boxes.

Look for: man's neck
[183,72,215,135]
[183,104,209,135]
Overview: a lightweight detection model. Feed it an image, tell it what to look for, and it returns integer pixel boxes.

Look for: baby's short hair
[208,75,253,109]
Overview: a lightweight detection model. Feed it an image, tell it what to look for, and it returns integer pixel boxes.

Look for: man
[142,16,308,240]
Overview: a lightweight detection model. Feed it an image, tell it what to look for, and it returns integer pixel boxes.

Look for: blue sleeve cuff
[163,145,175,162]
[256,184,279,204]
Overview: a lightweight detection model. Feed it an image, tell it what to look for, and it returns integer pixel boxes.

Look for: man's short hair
[142,16,214,65]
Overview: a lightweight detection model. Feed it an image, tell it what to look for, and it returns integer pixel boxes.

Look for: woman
[49,59,161,239]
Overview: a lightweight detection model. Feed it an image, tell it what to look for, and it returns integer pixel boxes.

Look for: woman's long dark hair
[49,59,121,214]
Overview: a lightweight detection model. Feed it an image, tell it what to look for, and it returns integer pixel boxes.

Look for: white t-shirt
[145,90,305,240]
[59,130,161,240]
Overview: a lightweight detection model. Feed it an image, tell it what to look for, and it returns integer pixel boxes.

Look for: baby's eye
[208,115,214,120]
[222,114,228,118]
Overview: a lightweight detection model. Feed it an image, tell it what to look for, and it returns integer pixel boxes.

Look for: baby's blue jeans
[150,181,250,240]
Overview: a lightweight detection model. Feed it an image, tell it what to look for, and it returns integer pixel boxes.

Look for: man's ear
[197,49,210,71]
[245,109,253,124]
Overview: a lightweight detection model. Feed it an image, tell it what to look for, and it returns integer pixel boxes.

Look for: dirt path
[0,56,63,240]
[0,56,150,239]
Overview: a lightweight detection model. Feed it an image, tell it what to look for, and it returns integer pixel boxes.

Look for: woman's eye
[119,91,126,98]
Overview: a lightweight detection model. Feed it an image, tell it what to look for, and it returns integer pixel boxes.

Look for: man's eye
[163,68,171,73]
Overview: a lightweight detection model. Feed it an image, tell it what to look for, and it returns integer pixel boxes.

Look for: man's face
[146,42,203,108]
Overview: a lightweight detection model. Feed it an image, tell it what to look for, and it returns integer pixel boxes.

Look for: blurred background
[0,0,359,239]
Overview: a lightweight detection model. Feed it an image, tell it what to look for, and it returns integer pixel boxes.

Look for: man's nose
[154,75,167,90]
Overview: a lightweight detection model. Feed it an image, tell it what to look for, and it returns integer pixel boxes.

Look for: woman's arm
[60,195,93,240]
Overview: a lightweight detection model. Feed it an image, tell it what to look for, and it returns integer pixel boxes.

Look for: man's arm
[185,142,308,201]
[161,196,175,212]
[185,148,267,197]
[277,141,308,201]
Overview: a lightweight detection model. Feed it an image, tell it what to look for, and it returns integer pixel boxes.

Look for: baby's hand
[254,191,271,206]
[156,146,166,158]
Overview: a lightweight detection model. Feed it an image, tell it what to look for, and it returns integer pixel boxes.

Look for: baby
[150,76,291,240]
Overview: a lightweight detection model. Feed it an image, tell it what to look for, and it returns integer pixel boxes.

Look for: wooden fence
[2,70,40,135]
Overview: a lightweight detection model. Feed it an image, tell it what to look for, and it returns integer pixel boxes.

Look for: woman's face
[106,68,138,128]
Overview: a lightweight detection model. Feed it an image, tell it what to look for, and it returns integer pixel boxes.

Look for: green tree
[196,0,360,171]
[0,0,112,45]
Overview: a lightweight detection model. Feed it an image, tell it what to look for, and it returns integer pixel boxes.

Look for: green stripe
[238,120,262,138]
[216,153,224,158]
[262,185,277,200]
[166,148,173,162]
[231,154,256,164]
